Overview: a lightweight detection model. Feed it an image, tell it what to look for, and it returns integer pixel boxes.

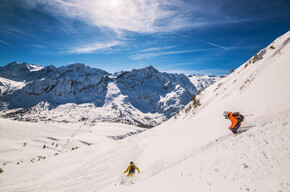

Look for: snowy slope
[0,31,290,192]
[0,77,26,96]
[118,30,290,192]
[0,118,145,170]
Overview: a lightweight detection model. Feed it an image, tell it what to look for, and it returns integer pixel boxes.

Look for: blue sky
[0,0,289,75]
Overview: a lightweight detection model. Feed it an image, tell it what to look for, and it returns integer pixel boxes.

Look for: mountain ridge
[0,63,222,127]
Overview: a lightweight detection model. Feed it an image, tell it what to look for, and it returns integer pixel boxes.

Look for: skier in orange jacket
[224,111,243,134]
[124,161,140,177]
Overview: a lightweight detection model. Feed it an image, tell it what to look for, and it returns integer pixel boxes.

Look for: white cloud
[66,40,122,54]
[26,0,197,34]
[20,0,236,53]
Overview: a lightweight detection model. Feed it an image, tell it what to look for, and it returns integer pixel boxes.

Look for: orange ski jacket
[228,112,240,129]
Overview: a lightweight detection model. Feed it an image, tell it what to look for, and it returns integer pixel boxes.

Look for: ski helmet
[130,161,134,164]
[223,111,229,118]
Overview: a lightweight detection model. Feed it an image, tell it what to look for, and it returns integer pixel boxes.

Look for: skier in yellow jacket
[124,161,140,177]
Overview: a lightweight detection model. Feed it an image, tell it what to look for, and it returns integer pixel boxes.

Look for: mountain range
[0,62,223,127]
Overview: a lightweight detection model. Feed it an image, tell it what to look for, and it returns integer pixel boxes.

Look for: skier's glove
[228,127,231,130]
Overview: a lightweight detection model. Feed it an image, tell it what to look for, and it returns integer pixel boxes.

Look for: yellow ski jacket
[124,164,140,174]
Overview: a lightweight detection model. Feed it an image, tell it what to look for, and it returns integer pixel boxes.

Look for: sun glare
[110,0,120,6]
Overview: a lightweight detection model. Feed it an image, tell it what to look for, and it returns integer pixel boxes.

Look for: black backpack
[129,164,136,174]
[233,112,244,123]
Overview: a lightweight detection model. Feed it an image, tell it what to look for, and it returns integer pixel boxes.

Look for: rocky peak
[0,62,43,80]
[57,63,109,78]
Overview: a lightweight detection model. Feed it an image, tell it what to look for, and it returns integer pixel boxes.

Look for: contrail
[170,31,228,50]
[0,40,10,46]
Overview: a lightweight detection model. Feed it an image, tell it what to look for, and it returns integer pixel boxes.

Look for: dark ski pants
[231,123,241,134]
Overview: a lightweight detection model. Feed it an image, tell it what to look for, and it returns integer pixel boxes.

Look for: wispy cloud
[66,40,122,54]
[0,40,10,46]
[2,0,287,60]
[23,0,196,34]
[138,46,175,53]
[131,47,217,60]
[15,0,273,55]
[0,25,39,38]
[170,31,228,50]
[33,44,47,49]
[19,0,286,36]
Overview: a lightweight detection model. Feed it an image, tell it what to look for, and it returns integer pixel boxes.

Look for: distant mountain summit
[0,63,222,127]
[0,61,43,80]
[188,74,225,91]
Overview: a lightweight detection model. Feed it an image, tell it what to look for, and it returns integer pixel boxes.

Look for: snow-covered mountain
[0,61,43,80]
[188,74,225,91]
[0,63,220,127]
[0,31,289,192]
